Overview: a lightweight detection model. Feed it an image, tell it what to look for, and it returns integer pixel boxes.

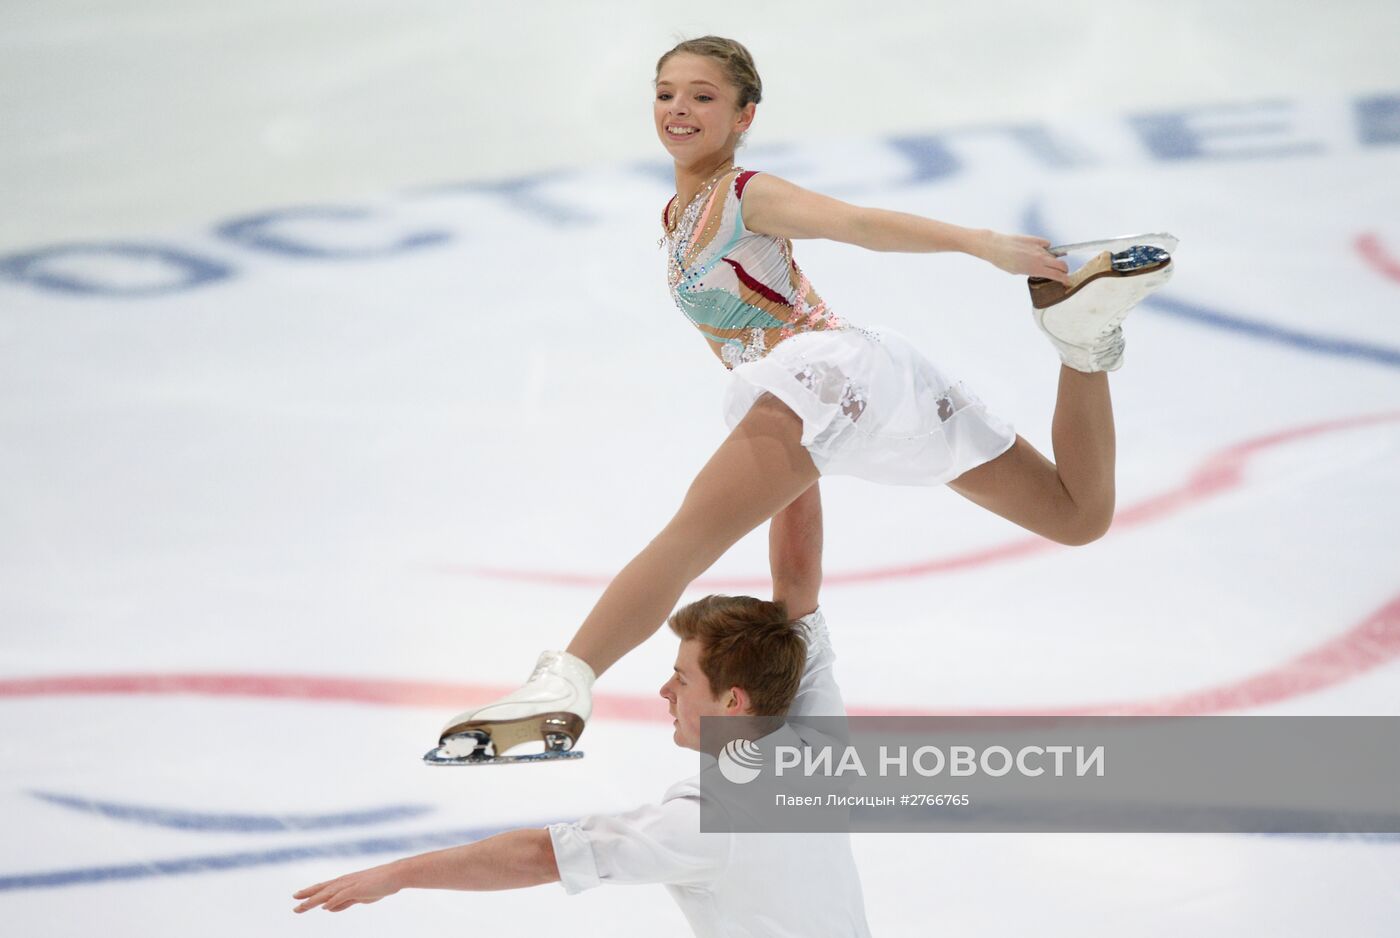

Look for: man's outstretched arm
[293,828,558,913]
[770,481,823,618]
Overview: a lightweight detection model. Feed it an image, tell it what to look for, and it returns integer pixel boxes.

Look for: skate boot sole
[429,711,586,765]
[1028,249,1173,312]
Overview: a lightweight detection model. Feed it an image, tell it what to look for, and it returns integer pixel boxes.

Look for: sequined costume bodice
[662,168,843,368]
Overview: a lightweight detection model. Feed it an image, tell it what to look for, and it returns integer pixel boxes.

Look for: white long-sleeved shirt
[548,609,871,937]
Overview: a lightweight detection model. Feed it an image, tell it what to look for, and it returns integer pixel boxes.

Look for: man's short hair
[667,595,807,716]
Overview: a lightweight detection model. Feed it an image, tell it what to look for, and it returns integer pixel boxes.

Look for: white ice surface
[3,3,1400,936]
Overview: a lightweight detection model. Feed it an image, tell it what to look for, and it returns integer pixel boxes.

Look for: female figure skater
[430,36,1174,764]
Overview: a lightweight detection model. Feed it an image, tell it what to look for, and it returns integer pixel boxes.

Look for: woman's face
[653,53,754,169]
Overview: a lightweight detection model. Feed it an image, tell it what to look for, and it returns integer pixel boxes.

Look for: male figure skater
[293,482,870,936]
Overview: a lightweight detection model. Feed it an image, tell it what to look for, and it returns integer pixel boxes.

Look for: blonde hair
[655,36,763,109]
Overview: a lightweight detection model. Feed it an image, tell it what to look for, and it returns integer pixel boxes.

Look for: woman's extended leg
[948,365,1115,546]
[565,395,820,675]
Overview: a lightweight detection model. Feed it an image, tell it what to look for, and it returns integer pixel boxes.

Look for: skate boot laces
[1089,327,1125,371]
[527,652,559,683]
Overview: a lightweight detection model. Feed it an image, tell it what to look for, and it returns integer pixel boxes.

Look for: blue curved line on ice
[29,791,434,832]
[0,820,1394,892]
[1021,203,1400,371]
[0,823,556,892]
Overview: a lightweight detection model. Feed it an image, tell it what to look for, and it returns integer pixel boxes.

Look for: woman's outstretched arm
[293,828,558,913]
[740,173,1070,284]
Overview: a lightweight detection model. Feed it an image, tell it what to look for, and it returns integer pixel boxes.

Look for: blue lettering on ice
[1127,100,1323,161]
[728,143,815,181]
[999,125,1088,167]
[0,243,233,296]
[215,206,451,259]
[1356,93,1400,145]
[1021,203,1400,372]
[891,124,1087,183]
[629,158,682,186]
[887,134,961,183]
[409,174,594,224]
[0,92,1395,302]
[29,791,433,833]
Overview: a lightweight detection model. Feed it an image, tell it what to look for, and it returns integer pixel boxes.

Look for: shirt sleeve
[547,793,731,895]
[790,608,848,718]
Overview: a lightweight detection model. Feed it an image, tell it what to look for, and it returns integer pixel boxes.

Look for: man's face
[659,638,739,750]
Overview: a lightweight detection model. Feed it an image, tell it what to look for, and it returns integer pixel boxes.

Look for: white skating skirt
[722,327,1016,486]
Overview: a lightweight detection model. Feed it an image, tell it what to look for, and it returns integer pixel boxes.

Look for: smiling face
[659,638,749,750]
[653,53,755,171]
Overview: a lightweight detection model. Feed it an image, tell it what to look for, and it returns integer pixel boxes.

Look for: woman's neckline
[666,164,742,235]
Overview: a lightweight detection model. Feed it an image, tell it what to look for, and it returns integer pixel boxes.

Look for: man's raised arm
[770,481,823,618]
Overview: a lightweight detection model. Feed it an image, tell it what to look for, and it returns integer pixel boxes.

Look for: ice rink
[3,2,1399,935]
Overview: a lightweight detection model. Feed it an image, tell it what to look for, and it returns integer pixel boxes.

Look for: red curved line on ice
[0,588,1396,717]
[452,411,1400,589]
[1357,232,1400,283]
[3,413,1395,717]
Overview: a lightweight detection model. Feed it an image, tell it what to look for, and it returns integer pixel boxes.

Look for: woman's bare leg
[566,395,819,676]
[948,365,1115,545]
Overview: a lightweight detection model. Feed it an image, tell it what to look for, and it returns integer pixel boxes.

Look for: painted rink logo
[719,738,764,784]
[3,91,1396,306]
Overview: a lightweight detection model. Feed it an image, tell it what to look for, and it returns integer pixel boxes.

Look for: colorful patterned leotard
[662,168,844,369]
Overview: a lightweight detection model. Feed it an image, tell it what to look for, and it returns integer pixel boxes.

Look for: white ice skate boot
[1029,234,1178,373]
[425,650,595,766]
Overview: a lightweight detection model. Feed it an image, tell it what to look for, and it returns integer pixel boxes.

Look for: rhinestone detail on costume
[661,168,844,368]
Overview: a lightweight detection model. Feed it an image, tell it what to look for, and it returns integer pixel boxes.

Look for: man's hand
[293,862,403,913]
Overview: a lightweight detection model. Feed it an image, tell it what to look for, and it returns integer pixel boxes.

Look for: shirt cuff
[547,822,601,895]
[798,607,830,652]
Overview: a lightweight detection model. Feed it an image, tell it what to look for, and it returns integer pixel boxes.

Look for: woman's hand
[978,232,1071,284]
[293,862,403,913]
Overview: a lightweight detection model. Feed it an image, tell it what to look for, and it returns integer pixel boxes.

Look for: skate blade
[422,745,585,766]
[1048,232,1179,257]
[435,712,586,760]
[1028,250,1173,312]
